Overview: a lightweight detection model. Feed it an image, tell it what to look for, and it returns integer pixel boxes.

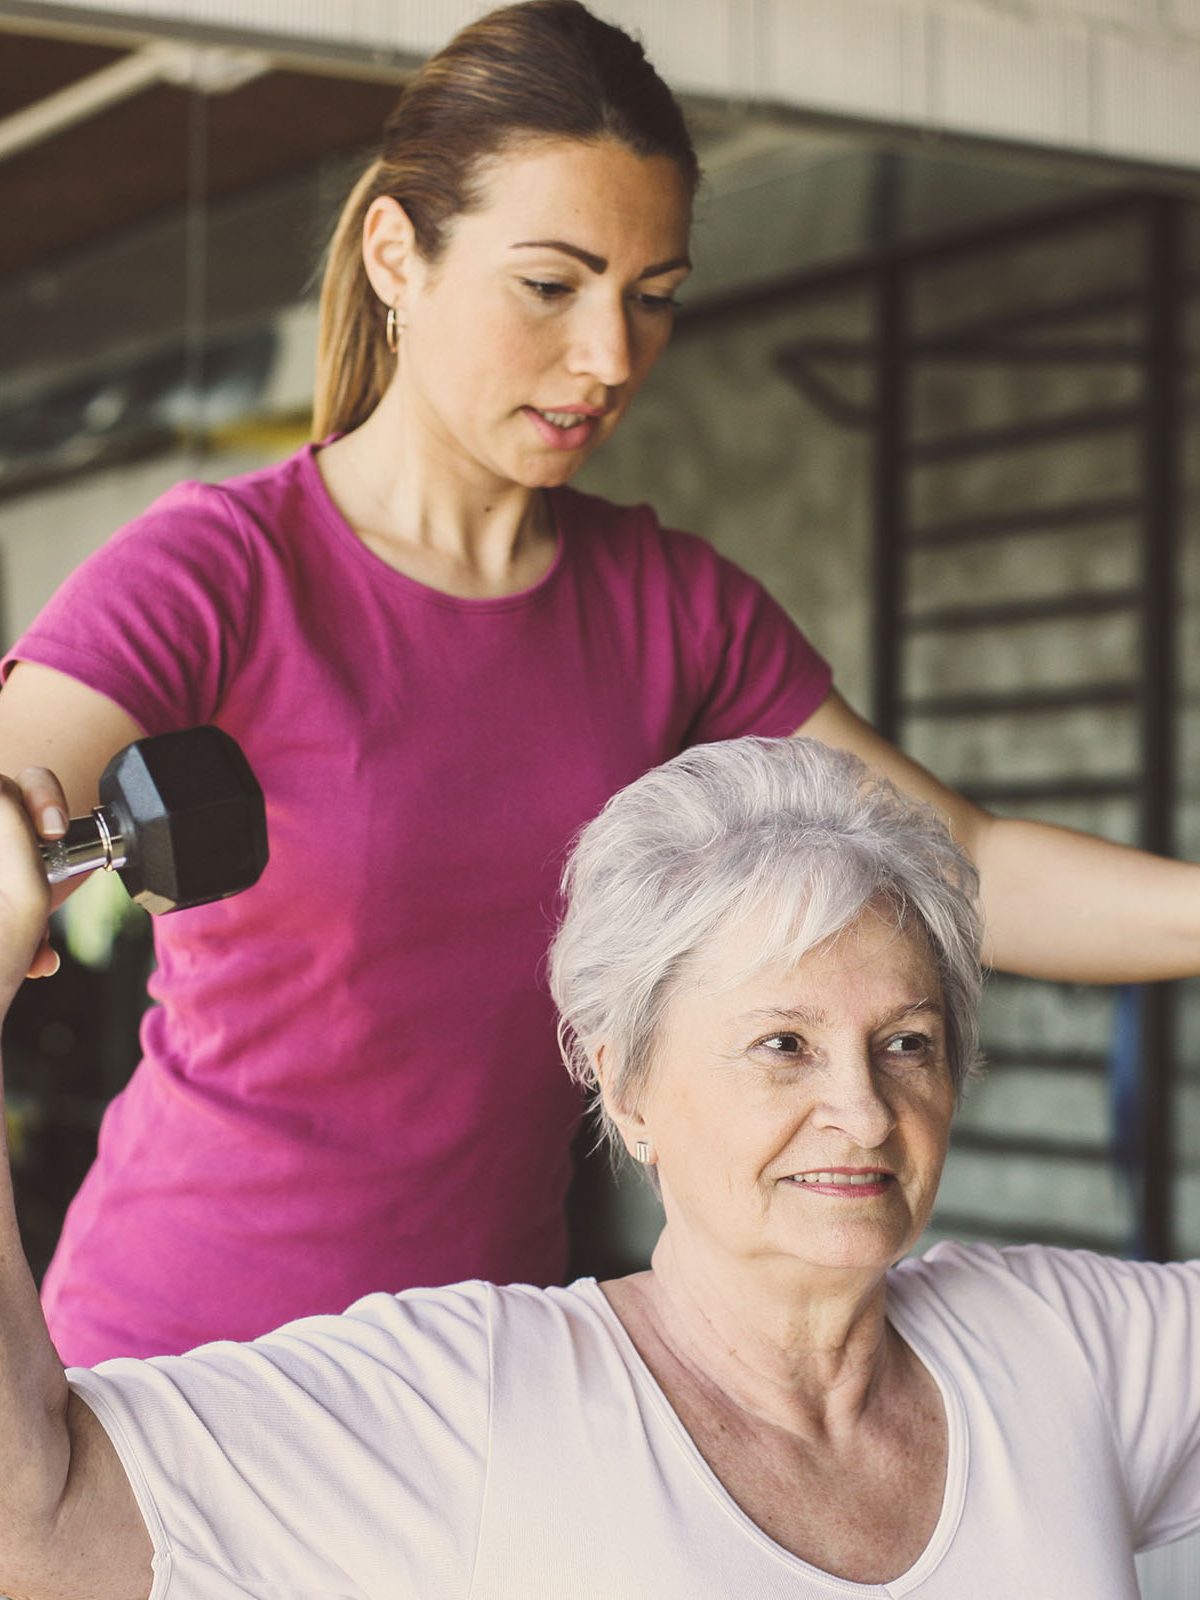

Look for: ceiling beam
[0,2,419,84]
[0,38,269,163]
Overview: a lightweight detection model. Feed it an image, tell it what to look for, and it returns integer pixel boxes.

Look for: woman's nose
[568,303,632,388]
[811,1057,896,1150]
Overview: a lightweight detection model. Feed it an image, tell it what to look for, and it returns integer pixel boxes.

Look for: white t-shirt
[70,1242,1200,1598]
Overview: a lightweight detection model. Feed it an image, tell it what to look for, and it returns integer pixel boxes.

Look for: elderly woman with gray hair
[0,740,1196,1599]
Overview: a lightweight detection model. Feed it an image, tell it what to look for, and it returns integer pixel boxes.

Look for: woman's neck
[317,390,556,598]
[605,1229,903,1442]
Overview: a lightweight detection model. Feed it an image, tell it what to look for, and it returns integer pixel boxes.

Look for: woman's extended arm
[0,774,151,1600]
[0,662,146,813]
[0,662,146,977]
[800,690,1200,983]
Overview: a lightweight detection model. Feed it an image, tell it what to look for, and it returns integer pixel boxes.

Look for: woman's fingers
[0,774,54,994]
[25,940,60,980]
[14,765,69,843]
[9,767,67,982]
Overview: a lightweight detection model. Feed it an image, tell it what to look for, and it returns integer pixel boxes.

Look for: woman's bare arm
[800,689,1200,983]
[0,663,146,813]
[0,663,146,977]
[0,773,152,1600]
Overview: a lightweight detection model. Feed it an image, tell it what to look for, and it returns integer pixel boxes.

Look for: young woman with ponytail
[3,0,1200,1365]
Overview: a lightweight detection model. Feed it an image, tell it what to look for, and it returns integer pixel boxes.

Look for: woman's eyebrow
[510,240,691,278]
[734,997,944,1028]
[895,999,944,1018]
[737,1005,827,1028]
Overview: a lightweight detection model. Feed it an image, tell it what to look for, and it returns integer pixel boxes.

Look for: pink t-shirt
[6,444,831,1362]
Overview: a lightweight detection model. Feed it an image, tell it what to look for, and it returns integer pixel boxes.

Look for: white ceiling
[11,0,1200,173]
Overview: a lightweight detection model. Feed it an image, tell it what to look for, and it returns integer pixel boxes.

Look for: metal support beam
[871,264,904,740]
[1135,196,1181,1262]
[0,39,267,166]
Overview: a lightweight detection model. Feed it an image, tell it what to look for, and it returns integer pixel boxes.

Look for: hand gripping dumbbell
[39,726,268,914]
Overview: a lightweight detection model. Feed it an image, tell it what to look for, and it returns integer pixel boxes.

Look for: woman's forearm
[798,691,1200,984]
[971,814,1200,982]
[0,1087,77,1596]
[0,778,150,1600]
[0,790,80,1595]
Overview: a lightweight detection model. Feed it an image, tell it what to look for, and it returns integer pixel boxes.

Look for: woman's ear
[594,1044,655,1165]
[361,195,420,321]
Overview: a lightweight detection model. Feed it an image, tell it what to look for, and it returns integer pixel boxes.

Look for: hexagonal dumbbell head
[99,726,268,914]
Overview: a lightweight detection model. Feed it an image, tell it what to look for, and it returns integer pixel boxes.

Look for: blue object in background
[1110,983,1144,1256]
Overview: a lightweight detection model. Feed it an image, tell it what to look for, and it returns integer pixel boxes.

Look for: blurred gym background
[1,2,1198,1589]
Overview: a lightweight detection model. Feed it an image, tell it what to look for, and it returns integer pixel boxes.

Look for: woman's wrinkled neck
[605,1227,902,1439]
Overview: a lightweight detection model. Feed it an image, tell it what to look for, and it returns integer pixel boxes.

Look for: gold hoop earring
[385,305,402,353]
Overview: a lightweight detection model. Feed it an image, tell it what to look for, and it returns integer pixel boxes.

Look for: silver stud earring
[634,1140,652,1164]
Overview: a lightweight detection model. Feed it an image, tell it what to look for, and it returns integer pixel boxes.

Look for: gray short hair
[548,737,983,1159]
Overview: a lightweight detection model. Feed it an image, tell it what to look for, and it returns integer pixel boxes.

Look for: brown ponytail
[311,0,699,441]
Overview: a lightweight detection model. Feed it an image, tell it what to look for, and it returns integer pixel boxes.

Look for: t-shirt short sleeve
[658,529,832,748]
[993,1245,1200,1550]
[1,480,257,735]
[68,1283,494,1599]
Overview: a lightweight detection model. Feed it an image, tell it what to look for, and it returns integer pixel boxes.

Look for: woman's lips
[522,406,600,450]
[784,1169,894,1198]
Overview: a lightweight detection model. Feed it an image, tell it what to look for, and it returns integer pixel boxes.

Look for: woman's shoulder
[551,484,749,595]
[893,1239,1110,1305]
[101,443,320,560]
[333,1278,610,1355]
[281,1279,622,1419]
[13,457,312,646]
[892,1239,1200,1353]
[553,484,706,557]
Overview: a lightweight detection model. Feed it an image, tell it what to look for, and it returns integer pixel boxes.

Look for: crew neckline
[572,1275,968,1595]
[300,441,568,614]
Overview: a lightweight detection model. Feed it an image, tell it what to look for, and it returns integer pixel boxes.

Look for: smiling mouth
[786,1171,893,1187]
[537,408,594,427]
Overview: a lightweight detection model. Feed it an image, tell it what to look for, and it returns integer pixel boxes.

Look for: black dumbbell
[39,726,268,914]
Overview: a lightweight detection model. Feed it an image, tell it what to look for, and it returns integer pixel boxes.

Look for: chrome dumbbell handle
[40,808,129,886]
